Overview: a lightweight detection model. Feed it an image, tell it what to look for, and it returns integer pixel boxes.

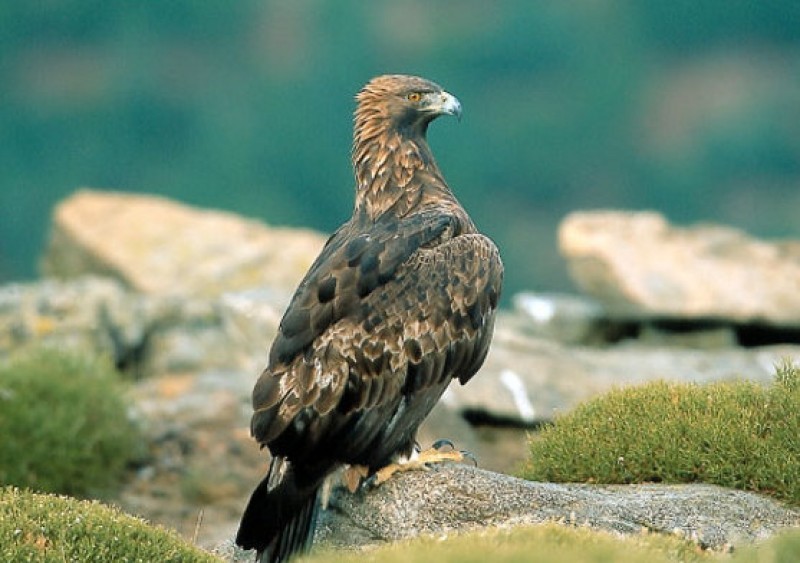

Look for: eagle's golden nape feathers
[352,74,467,221]
[235,74,503,563]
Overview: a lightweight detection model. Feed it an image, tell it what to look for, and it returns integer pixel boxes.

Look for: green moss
[302,523,712,563]
[518,360,800,505]
[300,524,800,563]
[733,528,800,562]
[0,347,142,497]
[0,486,218,562]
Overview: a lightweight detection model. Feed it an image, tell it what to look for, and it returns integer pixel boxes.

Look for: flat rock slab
[559,210,800,326]
[317,464,800,551]
[446,314,800,423]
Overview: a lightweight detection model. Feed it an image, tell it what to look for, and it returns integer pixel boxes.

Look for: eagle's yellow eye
[407,92,422,102]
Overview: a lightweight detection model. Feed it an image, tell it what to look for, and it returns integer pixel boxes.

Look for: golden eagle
[235,74,503,562]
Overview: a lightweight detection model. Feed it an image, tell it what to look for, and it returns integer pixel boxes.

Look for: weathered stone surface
[444,309,800,424]
[138,296,237,377]
[212,290,800,449]
[314,464,800,552]
[217,287,290,374]
[0,275,250,379]
[558,210,800,326]
[121,367,261,550]
[0,276,146,363]
[511,291,607,344]
[41,189,327,298]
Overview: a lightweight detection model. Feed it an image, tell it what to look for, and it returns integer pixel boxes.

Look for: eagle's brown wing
[268,210,461,366]
[250,211,502,462]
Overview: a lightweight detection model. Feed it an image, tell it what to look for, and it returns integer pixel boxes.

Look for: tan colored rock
[41,189,327,297]
[559,210,800,325]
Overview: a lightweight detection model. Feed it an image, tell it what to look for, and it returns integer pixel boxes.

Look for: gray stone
[0,275,249,379]
[447,313,800,424]
[511,291,607,344]
[317,464,800,551]
[139,296,236,378]
[0,276,146,364]
[217,287,289,374]
[558,210,800,326]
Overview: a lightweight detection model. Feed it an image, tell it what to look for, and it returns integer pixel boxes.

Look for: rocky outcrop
[41,189,327,298]
[310,464,800,552]
[511,292,607,344]
[460,310,800,424]
[0,276,282,379]
[10,276,793,426]
[10,193,800,553]
[312,464,800,551]
[0,276,146,363]
[559,210,800,326]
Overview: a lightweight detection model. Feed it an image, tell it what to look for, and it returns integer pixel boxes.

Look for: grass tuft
[0,486,218,562]
[517,360,800,505]
[0,346,142,497]
[301,523,713,563]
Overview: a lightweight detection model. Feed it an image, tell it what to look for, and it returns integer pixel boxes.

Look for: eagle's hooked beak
[438,91,463,121]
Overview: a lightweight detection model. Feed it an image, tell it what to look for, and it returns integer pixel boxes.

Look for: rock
[511,291,607,344]
[558,210,800,326]
[41,189,327,298]
[317,464,800,551]
[212,290,800,438]
[121,368,261,549]
[0,276,146,364]
[445,311,800,424]
[138,296,238,378]
[0,275,257,379]
[217,287,290,374]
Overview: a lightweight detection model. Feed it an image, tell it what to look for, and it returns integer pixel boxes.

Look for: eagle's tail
[236,457,322,563]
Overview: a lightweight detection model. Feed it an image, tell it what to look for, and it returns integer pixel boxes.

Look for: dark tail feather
[236,459,322,563]
[272,488,320,563]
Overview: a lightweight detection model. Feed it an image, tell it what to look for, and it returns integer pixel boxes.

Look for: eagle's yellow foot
[367,440,475,488]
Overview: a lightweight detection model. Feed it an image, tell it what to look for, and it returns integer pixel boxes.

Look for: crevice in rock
[599,318,800,348]
[735,324,800,347]
[114,336,150,379]
[106,314,151,379]
[461,408,551,430]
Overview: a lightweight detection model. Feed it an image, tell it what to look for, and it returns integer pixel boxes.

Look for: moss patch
[302,524,800,563]
[303,523,713,563]
[0,347,142,497]
[0,487,218,562]
[518,360,800,505]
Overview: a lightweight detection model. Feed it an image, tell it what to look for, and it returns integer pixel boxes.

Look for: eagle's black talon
[432,439,455,451]
[461,450,478,466]
[363,473,379,489]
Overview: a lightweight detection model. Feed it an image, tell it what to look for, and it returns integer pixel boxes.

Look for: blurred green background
[2,1,799,298]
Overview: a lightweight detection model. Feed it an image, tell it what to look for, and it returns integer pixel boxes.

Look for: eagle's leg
[367,441,473,487]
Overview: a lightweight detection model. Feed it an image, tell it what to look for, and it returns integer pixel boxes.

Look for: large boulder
[0,276,284,379]
[41,189,327,298]
[558,210,800,326]
[444,309,800,425]
[315,464,799,551]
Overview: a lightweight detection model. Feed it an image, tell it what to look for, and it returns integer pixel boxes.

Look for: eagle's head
[355,74,462,139]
